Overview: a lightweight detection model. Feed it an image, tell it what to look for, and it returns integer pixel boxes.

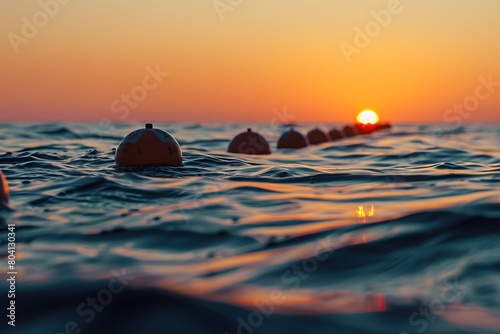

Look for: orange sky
[1,0,499,123]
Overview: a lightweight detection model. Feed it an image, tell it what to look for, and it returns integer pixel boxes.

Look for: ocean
[1,122,499,334]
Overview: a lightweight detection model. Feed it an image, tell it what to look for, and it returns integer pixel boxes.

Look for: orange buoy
[227,128,271,155]
[342,125,359,138]
[0,171,9,206]
[329,129,344,141]
[115,123,182,166]
[355,122,377,135]
[307,128,329,145]
[277,128,308,149]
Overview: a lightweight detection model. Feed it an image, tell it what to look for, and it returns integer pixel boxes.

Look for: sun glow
[356,110,380,125]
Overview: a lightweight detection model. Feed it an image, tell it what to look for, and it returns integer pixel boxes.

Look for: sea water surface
[1,122,500,334]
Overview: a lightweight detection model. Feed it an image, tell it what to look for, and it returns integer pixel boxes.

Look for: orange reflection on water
[357,205,375,243]
[356,205,375,220]
[444,305,500,332]
[368,205,375,217]
[209,287,366,315]
[201,286,388,315]
[246,216,367,239]
[356,206,366,219]
[366,291,387,312]
[152,246,299,295]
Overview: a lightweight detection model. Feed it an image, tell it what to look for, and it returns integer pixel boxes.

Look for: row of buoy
[114,121,391,166]
[229,123,391,153]
[0,121,391,206]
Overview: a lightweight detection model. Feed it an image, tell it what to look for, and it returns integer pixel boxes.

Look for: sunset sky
[1,0,499,123]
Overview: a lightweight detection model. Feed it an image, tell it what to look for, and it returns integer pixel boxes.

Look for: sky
[0,0,499,123]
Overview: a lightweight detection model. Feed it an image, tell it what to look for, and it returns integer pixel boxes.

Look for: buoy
[342,125,359,138]
[377,123,392,130]
[355,122,377,135]
[355,110,385,134]
[329,129,344,141]
[227,128,271,155]
[0,171,9,205]
[307,128,329,145]
[115,123,182,166]
[277,128,308,149]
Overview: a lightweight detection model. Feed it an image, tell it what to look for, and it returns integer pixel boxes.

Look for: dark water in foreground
[1,123,500,334]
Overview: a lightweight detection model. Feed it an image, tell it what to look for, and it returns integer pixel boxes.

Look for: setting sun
[356,110,380,125]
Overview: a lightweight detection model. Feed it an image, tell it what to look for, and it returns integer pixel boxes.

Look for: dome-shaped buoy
[307,128,329,145]
[329,129,344,141]
[277,128,308,149]
[355,122,377,135]
[0,171,9,206]
[115,124,182,166]
[227,128,271,155]
[342,125,359,138]
[378,123,392,130]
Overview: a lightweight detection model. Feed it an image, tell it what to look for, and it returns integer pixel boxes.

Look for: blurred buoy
[227,128,271,155]
[0,171,9,205]
[277,128,308,149]
[115,123,182,166]
[342,125,359,138]
[355,122,378,135]
[329,129,344,141]
[307,128,329,145]
[355,109,385,134]
[378,123,392,130]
